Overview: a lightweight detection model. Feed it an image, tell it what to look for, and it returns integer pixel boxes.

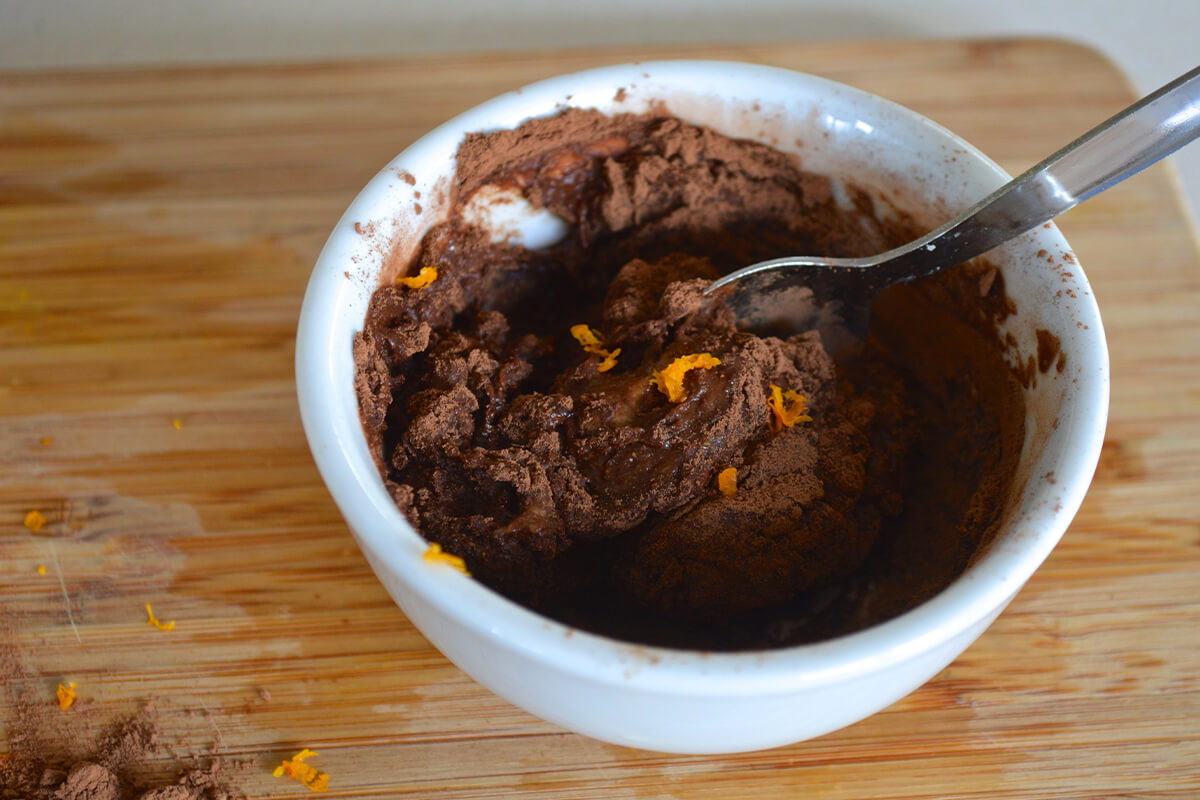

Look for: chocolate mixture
[354,109,1025,649]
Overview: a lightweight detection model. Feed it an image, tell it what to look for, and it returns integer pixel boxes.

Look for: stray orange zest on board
[396,266,438,289]
[650,353,721,403]
[718,467,738,497]
[767,384,812,432]
[57,682,77,711]
[145,603,175,631]
[569,324,620,372]
[172,419,183,430]
[24,510,47,533]
[423,543,469,575]
[37,565,46,575]
[273,748,330,793]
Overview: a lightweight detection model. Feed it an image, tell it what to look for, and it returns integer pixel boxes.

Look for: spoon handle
[883,63,1200,279]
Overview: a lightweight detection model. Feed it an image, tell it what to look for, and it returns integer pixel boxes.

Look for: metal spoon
[706,64,1200,345]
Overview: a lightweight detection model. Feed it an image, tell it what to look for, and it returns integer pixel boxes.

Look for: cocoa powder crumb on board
[0,624,242,800]
[0,703,241,800]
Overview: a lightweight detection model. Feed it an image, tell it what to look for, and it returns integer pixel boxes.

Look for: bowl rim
[295,59,1110,697]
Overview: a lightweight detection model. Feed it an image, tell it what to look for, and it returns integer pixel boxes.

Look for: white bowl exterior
[296,61,1109,753]
[381,544,1011,753]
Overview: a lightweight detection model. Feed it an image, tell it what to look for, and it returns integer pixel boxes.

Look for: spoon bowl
[709,64,1200,344]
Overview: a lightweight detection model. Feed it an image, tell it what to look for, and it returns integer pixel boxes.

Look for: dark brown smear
[1036,328,1064,374]
[354,109,1026,650]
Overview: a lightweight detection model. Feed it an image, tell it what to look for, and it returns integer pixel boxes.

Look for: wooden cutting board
[2,38,1198,798]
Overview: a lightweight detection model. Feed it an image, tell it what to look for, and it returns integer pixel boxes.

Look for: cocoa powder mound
[354,108,1025,649]
[0,629,239,800]
[0,706,236,800]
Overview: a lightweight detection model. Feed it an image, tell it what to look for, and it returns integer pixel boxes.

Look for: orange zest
[423,543,469,575]
[650,353,721,403]
[569,324,604,350]
[595,351,620,373]
[145,603,175,632]
[767,384,812,432]
[569,324,620,373]
[23,510,47,533]
[717,467,738,497]
[37,565,46,575]
[57,682,77,711]
[396,265,438,289]
[273,748,330,793]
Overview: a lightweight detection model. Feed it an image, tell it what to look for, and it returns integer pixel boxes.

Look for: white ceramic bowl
[296,61,1109,753]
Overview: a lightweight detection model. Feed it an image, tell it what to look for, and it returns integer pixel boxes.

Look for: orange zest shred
[273,748,330,793]
[767,384,812,432]
[57,682,77,711]
[40,437,53,446]
[396,265,438,289]
[718,467,738,497]
[650,353,721,403]
[172,419,183,430]
[423,543,470,575]
[569,324,621,373]
[145,603,175,632]
[37,565,46,575]
[569,324,604,350]
[595,350,620,373]
[23,510,47,533]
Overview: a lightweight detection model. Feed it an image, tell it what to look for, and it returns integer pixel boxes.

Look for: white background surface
[2,0,1198,226]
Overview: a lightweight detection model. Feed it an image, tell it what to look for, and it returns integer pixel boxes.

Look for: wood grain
[2,39,1198,799]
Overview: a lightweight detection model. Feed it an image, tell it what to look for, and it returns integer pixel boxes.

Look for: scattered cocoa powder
[0,623,240,800]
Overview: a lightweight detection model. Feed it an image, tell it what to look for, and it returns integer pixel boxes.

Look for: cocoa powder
[354,108,1025,649]
[0,624,238,800]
